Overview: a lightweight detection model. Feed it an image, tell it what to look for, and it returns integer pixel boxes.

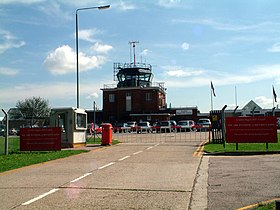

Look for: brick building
[87,42,208,125]
[102,62,169,123]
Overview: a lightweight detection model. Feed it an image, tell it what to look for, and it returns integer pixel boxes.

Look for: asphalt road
[2,131,279,210]
[0,140,205,210]
[208,154,280,210]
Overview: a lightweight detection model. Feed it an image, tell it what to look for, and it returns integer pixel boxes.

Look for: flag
[211,81,216,97]
[273,85,277,102]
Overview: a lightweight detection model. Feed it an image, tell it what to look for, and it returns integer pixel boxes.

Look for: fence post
[221,105,227,148]
[2,109,9,155]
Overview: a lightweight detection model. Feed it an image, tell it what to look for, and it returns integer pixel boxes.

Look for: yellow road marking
[237,198,280,210]
[193,141,206,157]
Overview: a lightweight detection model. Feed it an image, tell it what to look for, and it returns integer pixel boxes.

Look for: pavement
[0,141,205,209]
[1,140,280,209]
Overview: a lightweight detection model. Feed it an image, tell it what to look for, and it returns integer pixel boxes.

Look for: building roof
[242,100,262,111]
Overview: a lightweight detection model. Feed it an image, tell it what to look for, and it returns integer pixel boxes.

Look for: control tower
[114,41,153,88]
[102,41,167,123]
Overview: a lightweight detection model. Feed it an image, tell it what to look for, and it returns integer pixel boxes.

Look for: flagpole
[211,88,213,111]
[272,85,277,108]
[273,85,275,108]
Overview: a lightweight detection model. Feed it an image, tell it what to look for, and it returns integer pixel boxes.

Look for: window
[75,113,87,129]
[126,93,131,111]
[58,113,66,132]
[109,94,115,103]
[146,92,152,101]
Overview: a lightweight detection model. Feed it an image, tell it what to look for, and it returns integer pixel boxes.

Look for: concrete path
[0,141,207,209]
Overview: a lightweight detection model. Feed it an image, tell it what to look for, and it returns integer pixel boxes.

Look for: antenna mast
[129,41,139,65]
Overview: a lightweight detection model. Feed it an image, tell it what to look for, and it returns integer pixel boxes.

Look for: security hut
[50,107,87,148]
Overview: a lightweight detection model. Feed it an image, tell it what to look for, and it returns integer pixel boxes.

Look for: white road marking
[133,150,143,155]
[118,156,130,161]
[70,172,92,183]
[98,162,115,169]
[22,188,59,206]
[146,146,154,150]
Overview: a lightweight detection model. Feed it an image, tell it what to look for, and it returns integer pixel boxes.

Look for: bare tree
[16,97,51,126]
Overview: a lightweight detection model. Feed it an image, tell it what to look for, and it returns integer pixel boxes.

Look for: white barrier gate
[112,128,209,144]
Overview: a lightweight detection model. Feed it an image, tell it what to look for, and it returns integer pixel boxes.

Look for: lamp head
[98,5,110,10]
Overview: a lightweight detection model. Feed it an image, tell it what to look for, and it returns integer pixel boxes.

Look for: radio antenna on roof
[129,41,139,65]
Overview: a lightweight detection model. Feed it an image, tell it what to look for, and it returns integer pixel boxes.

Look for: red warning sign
[20,127,61,151]
[225,116,277,143]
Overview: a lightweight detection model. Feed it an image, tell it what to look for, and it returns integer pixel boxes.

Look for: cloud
[268,42,280,52]
[0,82,75,105]
[91,42,113,54]
[114,0,136,10]
[254,96,273,108]
[163,66,205,77]
[140,49,151,56]
[0,30,25,54]
[37,2,71,21]
[44,45,106,75]
[78,29,101,43]
[0,0,44,4]
[0,67,19,76]
[160,64,280,88]
[157,0,182,8]
[86,92,99,99]
[181,42,189,50]
[0,80,104,107]
[172,18,271,32]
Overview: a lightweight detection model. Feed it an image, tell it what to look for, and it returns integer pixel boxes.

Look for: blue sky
[2,0,280,117]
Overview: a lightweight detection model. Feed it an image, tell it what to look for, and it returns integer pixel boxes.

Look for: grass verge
[204,134,280,153]
[253,202,275,210]
[0,136,119,173]
[0,150,88,173]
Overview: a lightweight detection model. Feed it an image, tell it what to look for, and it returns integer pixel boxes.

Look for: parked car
[277,118,280,128]
[196,118,211,131]
[158,121,172,133]
[136,121,152,133]
[151,122,161,132]
[127,121,137,132]
[113,122,130,133]
[178,120,195,132]
[0,125,5,136]
[9,128,19,136]
[170,120,180,132]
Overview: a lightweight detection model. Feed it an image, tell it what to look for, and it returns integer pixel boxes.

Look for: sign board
[20,128,61,151]
[176,110,193,115]
[225,116,277,143]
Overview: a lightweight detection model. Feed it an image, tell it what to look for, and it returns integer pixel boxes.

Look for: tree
[16,97,51,126]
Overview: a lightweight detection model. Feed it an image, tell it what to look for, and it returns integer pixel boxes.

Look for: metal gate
[112,129,210,144]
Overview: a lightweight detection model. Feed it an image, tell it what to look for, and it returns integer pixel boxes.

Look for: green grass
[204,134,280,153]
[253,202,275,210]
[0,150,88,173]
[0,136,119,173]
[86,135,119,145]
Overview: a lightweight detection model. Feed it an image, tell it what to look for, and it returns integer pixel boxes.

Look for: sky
[2,0,280,117]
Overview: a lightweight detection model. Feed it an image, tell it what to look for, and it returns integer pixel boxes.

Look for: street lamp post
[76,5,110,108]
